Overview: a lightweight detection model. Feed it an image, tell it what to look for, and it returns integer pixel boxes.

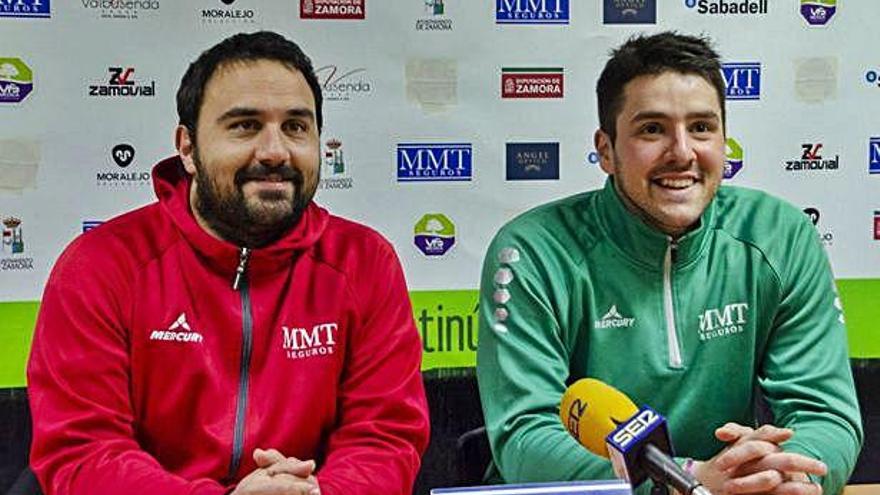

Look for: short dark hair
[596,31,725,144]
[176,31,323,140]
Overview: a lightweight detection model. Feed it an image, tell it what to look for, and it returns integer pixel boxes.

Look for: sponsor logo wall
[1,1,879,384]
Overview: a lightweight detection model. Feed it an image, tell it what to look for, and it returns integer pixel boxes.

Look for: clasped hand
[231,448,321,495]
[692,423,826,495]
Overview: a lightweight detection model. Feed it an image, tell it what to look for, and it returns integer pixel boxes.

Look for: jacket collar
[152,156,329,280]
[595,177,714,271]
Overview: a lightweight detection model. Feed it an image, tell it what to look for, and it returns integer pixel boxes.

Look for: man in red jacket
[27,31,430,495]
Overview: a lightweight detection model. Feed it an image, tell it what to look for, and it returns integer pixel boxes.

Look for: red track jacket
[27,157,430,495]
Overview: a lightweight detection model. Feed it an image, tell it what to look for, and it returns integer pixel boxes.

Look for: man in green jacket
[477,32,862,495]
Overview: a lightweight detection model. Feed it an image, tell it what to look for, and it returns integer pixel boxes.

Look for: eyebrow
[216,107,316,123]
[630,110,720,122]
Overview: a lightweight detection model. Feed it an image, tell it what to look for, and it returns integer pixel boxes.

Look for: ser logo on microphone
[610,408,660,449]
[565,399,588,437]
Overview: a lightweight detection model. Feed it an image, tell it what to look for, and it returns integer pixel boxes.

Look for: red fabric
[27,156,429,495]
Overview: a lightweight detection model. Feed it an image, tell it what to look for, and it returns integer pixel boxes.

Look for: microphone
[560,378,712,495]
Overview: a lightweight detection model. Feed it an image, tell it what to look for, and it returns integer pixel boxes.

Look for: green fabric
[477,179,863,495]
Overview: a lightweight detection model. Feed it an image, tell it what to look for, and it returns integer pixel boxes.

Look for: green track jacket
[477,179,863,495]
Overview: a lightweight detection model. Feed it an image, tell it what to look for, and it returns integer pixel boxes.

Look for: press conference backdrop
[1,0,879,387]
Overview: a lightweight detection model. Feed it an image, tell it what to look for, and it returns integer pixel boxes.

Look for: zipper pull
[668,237,679,265]
[232,247,250,291]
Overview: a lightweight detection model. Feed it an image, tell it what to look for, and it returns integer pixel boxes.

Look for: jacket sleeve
[760,216,863,495]
[476,230,652,495]
[315,241,430,495]
[27,239,227,495]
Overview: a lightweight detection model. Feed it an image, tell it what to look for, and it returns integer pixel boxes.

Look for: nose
[254,126,288,167]
[667,125,697,165]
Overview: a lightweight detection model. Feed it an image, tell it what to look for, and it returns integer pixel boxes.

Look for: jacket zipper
[663,238,683,369]
[226,247,253,482]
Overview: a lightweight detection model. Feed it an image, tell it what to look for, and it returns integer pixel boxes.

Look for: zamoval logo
[785,143,839,172]
[89,67,156,98]
[502,67,563,98]
[281,322,338,360]
[698,302,748,341]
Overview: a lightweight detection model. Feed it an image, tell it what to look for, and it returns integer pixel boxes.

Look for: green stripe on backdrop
[837,279,880,359]
[0,301,39,388]
[1,280,877,386]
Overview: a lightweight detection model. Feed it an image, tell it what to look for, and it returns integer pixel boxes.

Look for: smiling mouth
[654,177,698,190]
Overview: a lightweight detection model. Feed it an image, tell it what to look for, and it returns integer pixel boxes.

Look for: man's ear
[175,125,197,175]
[594,129,615,175]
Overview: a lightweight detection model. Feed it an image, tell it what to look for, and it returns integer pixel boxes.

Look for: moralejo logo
[0,0,50,18]
[724,137,744,179]
[496,0,569,24]
[99,143,150,187]
[698,302,748,341]
[785,143,839,172]
[282,322,338,359]
[800,0,836,26]
[112,143,135,167]
[201,0,255,24]
[0,58,34,104]
[502,68,563,98]
[150,313,204,343]
[414,213,456,257]
[594,305,635,329]
[300,0,364,20]
[89,67,156,98]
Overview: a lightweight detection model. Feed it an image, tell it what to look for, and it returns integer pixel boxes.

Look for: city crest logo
[1,216,34,271]
[318,138,353,190]
[416,0,452,31]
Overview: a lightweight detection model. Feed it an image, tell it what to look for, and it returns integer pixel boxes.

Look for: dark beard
[191,149,316,248]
